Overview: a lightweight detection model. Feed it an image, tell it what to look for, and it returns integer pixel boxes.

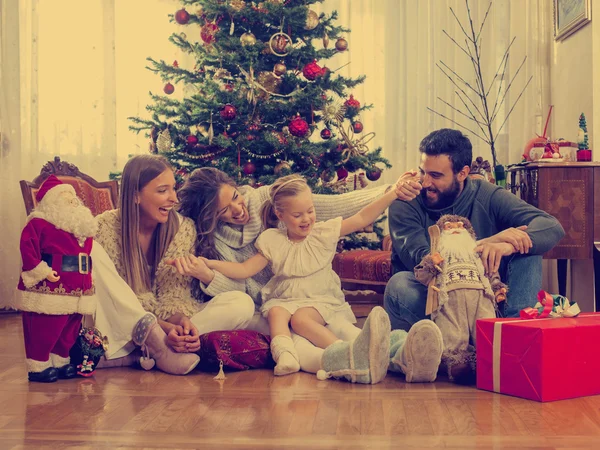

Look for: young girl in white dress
[200,174,406,377]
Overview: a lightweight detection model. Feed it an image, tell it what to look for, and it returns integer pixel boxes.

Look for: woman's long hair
[177,168,236,299]
[119,154,179,295]
[261,174,310,229]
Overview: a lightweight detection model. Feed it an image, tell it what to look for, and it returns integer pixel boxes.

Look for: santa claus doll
[16,175,98,382]
[414,214,507,384]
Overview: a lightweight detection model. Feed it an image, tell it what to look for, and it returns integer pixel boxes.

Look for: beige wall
[547,20,596,312]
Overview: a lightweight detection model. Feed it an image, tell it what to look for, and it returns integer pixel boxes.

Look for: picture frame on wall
[554,0,592,41]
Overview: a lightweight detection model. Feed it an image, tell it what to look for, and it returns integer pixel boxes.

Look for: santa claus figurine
[414,214,507,384]
[16,175,98,382]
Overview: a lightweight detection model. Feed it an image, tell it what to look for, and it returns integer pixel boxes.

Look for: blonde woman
[93,155,255,373]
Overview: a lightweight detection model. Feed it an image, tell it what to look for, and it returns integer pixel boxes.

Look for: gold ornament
[269,32,291,56]
[323,32,329,48]
[321,98,347,124]
[213,68,231,80]
[196,123,209,137]
[156,128,172,153]
[305,10,319,30]
[240,32,257,46]
[229,0,245,12]
[273,61,286,76]
[257,71,282,98]
[335,37,348,52]
[274,160,291,175]
[320,169,336,183]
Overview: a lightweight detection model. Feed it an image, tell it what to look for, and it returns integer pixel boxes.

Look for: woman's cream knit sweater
[95,210,203,320]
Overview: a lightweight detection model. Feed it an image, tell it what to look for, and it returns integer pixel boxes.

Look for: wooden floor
[2,314,600,449]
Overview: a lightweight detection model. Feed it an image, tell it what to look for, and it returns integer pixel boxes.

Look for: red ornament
[335,144,347,153]
[302,60,323,81]
[163,83,175,95]
[337,167,349,180]
[352,121,364,133]
[173,60,179,67]
[320,128,332,140]
[201,22,219,45]
[220,104,237,121]
[224,82,234,92]
[320,66,330,77]
[288,114,309,138]
[175,9,190,25]
[366,167,382,181]
[243,161,256,175]
[186,135,198,146]
[344,95,360,114]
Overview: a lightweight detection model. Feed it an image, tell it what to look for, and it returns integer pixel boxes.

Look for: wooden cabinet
[507,162,600,310]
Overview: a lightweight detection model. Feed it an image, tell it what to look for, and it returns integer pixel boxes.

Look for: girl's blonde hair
[261,174,311,229]
[119,154,179,295]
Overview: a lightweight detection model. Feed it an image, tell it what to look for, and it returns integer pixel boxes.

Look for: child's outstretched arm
[201,253,269,280]
[166,253,269,280]
[339,170,418,237]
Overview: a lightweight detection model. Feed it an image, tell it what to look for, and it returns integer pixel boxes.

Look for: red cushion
[332,250,392,284]
[198,330,274,371]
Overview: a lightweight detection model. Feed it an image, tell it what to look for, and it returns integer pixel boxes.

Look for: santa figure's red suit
[16,175,98,382]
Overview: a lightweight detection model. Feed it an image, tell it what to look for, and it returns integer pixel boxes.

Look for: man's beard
[35,196,98,245]
[421,176,461,209]
[437,229,477,262]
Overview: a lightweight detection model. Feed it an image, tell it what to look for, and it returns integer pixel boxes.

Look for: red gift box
[476,313,600,402]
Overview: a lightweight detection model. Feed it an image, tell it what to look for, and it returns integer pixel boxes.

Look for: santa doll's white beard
[438,229,477,261]
[33,197,98,245]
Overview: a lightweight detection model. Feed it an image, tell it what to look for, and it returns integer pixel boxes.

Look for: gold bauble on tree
[240,32,257,46]
[257,71,282,98]
[273,61,286,76]
[335,37,348,52]
[305,10,319,30]
[323,32,329,48]
[274,160,291,175]
[229,0,245,12]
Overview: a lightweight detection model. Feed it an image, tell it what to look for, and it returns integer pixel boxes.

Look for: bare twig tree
[428,0,533,170]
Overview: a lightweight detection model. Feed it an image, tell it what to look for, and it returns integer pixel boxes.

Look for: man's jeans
[383,254,543,331]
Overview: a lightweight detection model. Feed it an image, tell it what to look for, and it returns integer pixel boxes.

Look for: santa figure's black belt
[42,253,91,274]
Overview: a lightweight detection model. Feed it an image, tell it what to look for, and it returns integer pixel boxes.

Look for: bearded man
[382,129,564,384]
[15,175,98,382]
[414,215,506,383]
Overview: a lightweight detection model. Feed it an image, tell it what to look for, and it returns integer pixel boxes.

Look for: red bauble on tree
[175,9,190,25]
[163,83,175,95]
[344,95,360,115]
[366,167,382,181]
[186,135,198,146]
[302,60,323,81]
[352,121,364,133]
[320,128,332,140]
[288,114,309,138]
[220,104,237,121]
[201,22,219,45]
[243,161,256,175]
[336,166,349,180]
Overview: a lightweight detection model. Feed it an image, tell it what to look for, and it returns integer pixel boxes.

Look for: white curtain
[0,0,552,306]
[318,0,551,183]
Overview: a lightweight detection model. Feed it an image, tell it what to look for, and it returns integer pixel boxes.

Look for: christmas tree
[578,113,589,150]
[129,0,391,249]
